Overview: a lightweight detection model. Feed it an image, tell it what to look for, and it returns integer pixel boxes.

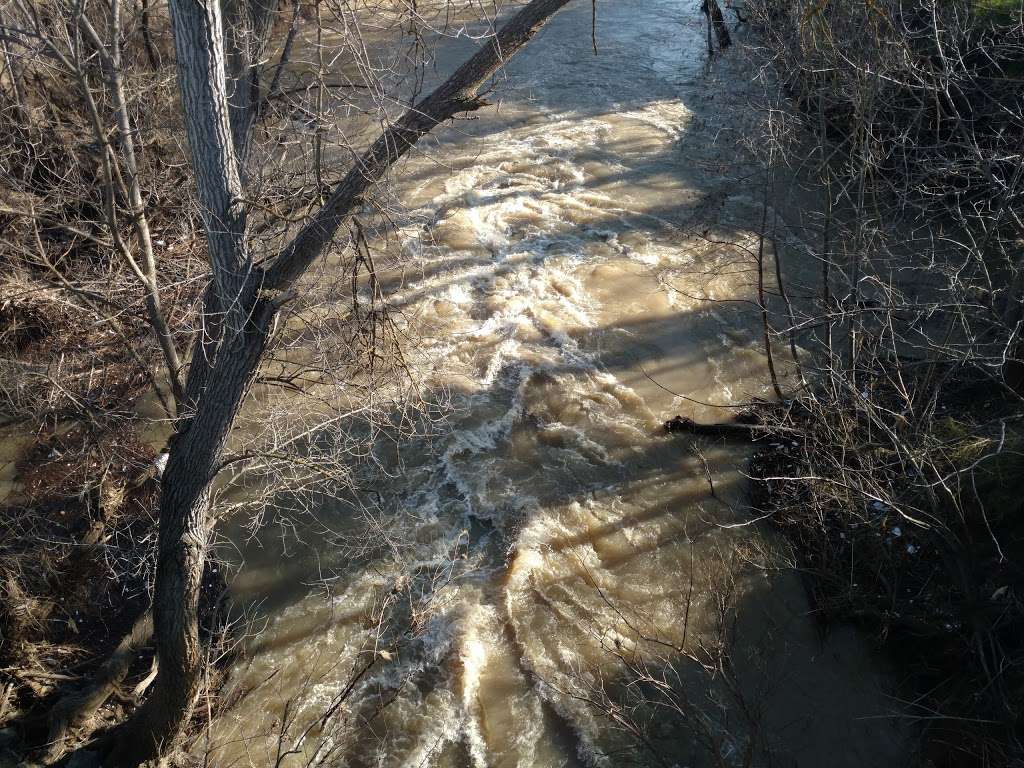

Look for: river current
[205,2,908,766]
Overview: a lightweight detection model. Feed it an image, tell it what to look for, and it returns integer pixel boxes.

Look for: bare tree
[88,0,575,763]
[1,0,581,761]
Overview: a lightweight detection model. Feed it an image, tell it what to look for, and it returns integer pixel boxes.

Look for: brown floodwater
[200,2,909,766]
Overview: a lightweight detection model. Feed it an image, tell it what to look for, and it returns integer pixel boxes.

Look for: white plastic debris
[153,451,169,477]
[891,526,902,538]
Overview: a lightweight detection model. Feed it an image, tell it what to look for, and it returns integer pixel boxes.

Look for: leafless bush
[742,0,1024,763]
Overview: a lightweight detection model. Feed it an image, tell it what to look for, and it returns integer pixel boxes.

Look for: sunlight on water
[202,2,908,766]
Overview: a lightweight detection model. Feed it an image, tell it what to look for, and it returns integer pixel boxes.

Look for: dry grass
[0,424,157,740]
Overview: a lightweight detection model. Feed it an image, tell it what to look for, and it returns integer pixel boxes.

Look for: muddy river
[203,2,908,766]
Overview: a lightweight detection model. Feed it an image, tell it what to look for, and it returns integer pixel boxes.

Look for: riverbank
[745,1,1024,763]
[0,422,236,766]
[0,10,224,762]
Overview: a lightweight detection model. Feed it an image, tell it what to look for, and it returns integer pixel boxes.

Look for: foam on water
[207,1,909,766]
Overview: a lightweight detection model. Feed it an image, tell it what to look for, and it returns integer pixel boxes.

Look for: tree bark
[702,0,731,50]
[140,0,160,69]
[224,0,278,170]
[165,0,250,305]
[109,292,273,766]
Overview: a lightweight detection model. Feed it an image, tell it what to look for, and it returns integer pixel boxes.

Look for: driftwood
[663,411,798,440]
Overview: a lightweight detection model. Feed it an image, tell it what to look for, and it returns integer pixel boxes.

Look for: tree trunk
[107,0,575,763]
[164,0,249,303]
[702,0,731,50]
[109,297,274,766]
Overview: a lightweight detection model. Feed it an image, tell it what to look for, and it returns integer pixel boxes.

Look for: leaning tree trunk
[107,0,255,758]
[109,299,274,766]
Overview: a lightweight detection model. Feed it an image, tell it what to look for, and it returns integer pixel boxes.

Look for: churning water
[206,2,908,766]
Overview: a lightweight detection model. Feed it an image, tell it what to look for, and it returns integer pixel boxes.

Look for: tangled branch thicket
[0,1,201,752]
[746,0,1024,763]
[0,0,487,760]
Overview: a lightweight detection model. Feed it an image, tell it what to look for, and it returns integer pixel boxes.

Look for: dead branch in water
[702,0,733,52]
[664,411,791,440]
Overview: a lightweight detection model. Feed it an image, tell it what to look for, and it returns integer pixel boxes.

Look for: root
[42,609,153,764]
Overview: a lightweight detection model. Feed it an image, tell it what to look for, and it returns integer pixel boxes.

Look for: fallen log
[663,411,799,440]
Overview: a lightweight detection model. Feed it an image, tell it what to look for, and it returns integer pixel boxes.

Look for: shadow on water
[221,323,752,614]
[205,2,908,766]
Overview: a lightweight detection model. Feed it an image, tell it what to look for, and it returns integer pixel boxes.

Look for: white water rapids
[205,2,909,766]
